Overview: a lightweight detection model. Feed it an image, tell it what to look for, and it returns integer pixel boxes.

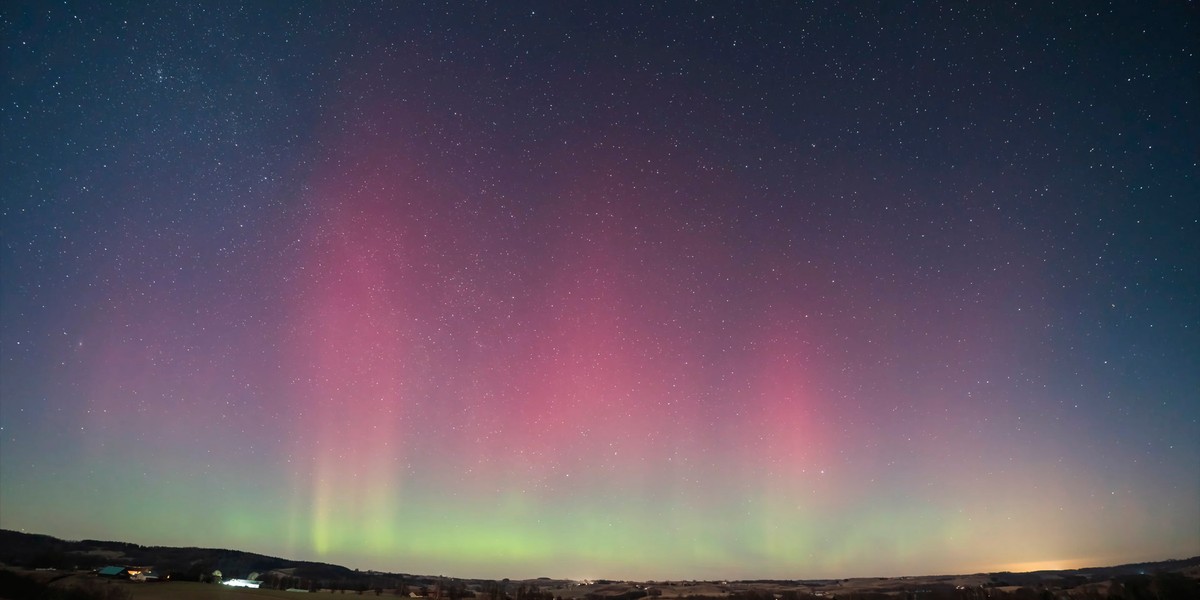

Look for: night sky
[2,1,1198,581]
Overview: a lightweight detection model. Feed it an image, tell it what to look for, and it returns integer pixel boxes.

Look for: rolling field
[123,581,320,600]
[16,571,327,600]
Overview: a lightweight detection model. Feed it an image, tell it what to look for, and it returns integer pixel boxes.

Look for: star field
[2,1,1198,581]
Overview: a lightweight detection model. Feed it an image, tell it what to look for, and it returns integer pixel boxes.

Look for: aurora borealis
[2,1,1198,581]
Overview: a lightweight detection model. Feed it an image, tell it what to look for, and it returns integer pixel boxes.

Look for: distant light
[225,579,263,588]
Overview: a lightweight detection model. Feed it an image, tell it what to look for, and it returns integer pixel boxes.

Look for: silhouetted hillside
[0,530,356,583]
[2,529,1197,599]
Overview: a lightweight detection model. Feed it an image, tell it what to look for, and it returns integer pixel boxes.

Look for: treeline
[242,574,570,600]
[672,573,1199,600]
[0,530,356,584]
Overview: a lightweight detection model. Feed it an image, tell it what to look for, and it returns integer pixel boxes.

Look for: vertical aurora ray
[281,128,432,557]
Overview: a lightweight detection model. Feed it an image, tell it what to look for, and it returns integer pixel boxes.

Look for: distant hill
[0,529,360,584]
[1,529,1197,598]
[0,529,551,593]
[980,557,1200,587]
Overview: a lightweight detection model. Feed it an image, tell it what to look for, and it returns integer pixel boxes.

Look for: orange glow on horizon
[991,558,1095,573]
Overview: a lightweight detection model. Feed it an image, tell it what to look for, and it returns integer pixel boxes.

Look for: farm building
[96,566,152,581]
